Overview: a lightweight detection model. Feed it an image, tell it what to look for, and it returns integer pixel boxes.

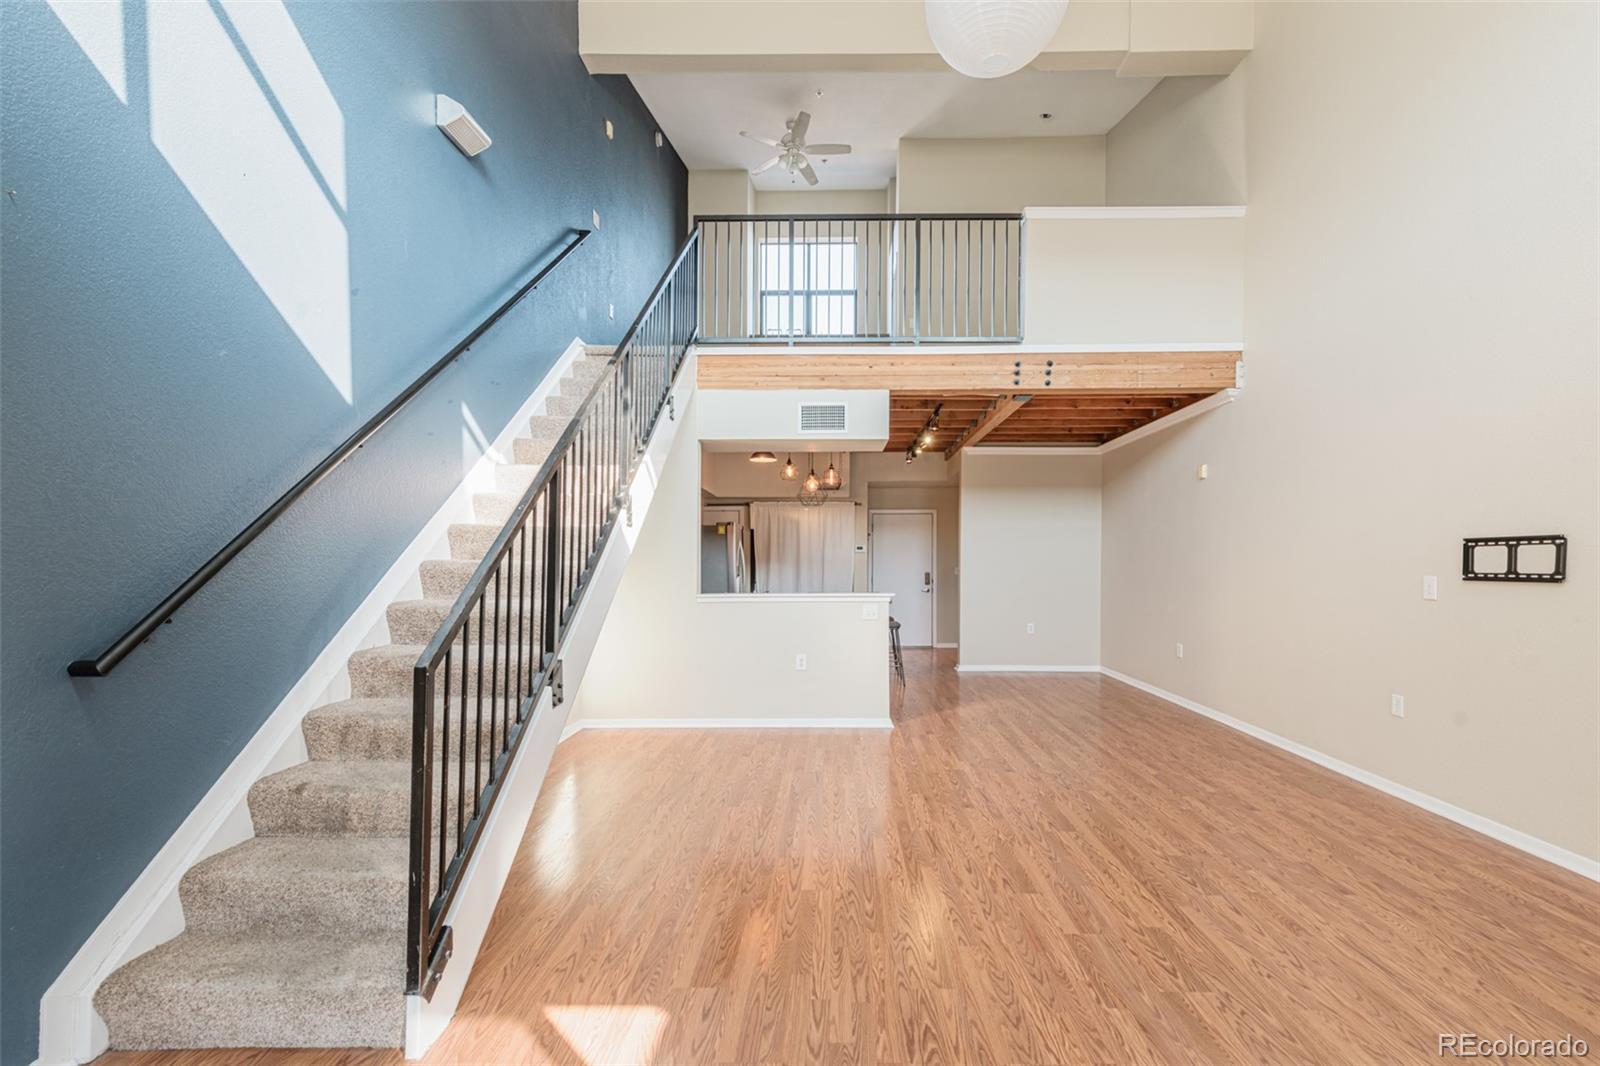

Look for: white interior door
[870,511,935,647]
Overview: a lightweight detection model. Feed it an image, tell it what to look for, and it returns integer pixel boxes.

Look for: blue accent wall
[0,2,684,1060]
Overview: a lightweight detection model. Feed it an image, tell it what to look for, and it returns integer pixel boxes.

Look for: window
[760,241,857,337]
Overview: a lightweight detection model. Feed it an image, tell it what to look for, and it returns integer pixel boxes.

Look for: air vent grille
[798,403,847,433]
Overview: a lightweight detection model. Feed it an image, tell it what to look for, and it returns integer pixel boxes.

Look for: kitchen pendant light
[780,454,799,480]
[803,461,821,493]
[925,0,1069,80]
[821,453,842,490]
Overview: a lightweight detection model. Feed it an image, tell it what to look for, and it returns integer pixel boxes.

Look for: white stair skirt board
[36,339,595,1066]
[955,665,1102,673]
[560,718,894,740]
[404,351,698,1059]
[1100,668,1600,883]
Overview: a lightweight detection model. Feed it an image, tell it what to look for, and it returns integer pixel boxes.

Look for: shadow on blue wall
[0,2,685,1061]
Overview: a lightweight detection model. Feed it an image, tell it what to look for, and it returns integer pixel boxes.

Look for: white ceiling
[631,70,1162,190]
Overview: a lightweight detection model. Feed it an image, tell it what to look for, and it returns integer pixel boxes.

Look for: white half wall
[571,390,893,726]
[1022,209,1244,346]
[959,449,1102,670]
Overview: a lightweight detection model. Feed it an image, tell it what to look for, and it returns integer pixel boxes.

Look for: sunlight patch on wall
[147,1,353,402]
[544,1005,668,1066]
[47,0,126,103]
[219,0,346,208]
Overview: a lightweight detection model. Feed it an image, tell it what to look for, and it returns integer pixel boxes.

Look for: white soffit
[632,69,1160,189]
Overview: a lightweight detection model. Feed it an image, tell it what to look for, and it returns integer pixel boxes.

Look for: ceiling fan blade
[790,110,811,144]
[797,157,819,186]
[739,130,780,147]
[803,143,851,156]
[750,155,782,175]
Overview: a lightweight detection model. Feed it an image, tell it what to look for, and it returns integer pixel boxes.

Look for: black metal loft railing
[66,229,593,678]
[694,213,1024,344]
[406,229,699,998]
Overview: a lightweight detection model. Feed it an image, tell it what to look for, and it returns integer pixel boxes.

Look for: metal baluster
[458,609,469,849]
[438,647,451,889]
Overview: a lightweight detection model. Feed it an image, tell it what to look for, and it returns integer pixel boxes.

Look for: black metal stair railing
[406,229,699,997]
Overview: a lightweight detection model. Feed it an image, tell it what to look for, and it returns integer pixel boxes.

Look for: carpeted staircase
[93,347,614,1050]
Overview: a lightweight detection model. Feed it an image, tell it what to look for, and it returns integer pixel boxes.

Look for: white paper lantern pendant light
[926,0,1070,79]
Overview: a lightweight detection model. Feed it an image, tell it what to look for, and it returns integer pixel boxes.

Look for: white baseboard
[405,350,697,1058]
[932,642,958,649]
[37,338,592,1066]
[560,717,894,740]
[1099,667,1600,883]
[955,664,1102,673]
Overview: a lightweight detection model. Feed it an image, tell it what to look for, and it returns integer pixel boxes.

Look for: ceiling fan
[739,111,851,186]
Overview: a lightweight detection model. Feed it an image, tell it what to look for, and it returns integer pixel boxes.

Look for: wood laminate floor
[99,650,1598,1065]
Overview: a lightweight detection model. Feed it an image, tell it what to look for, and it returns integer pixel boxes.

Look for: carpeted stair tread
[181,836,407,935]
[93,930,403,1049]
[349,642,530,699]
[249,760,410,837]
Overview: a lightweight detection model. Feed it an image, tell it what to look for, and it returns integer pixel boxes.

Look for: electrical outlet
[1025,622,1035,635]
[1197,464,1209,480]
[655,131,664,148]
[862,604,879,620]
[1422,575,1438,601]
[1391,694,1405,718]
[795,653,807,671]
[1176,642,1184,659]
[604,118,614,140]
[608,303,615,320]
[592,209,601,229]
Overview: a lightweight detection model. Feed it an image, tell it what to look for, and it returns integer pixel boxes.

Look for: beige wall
[1106,71,1247,205]
[960,451,1101,668]
[896,137,1107,212]
[1101,1,1599,860]
[754,189,888,215]
[577,392,892,723]
[687,169,752,228]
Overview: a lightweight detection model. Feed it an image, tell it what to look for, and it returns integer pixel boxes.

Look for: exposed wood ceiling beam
[946,394,1031,456]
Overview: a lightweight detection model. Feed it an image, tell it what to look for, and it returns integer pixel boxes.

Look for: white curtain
[749,501,854,593]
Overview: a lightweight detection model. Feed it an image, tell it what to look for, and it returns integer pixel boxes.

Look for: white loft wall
[1101,1,1599,863]
[572,392,892,727]
[959,451,1102,670]
[1106,70,1247,205]
[1021,210,1244,345]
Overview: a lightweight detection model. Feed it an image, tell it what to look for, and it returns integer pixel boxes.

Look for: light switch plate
[1422,575,1438,600]
[862,604,879,620]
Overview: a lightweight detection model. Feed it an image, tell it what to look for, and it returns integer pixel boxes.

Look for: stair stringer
[36,338,593,1066]
[402,349,697,1059]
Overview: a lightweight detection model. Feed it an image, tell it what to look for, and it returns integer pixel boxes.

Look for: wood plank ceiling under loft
[890,392,1216,452]
[696,348,1244,452]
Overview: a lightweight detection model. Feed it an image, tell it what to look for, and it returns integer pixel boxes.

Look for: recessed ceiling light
[1039,112,1054,120]
[815,89,824,97]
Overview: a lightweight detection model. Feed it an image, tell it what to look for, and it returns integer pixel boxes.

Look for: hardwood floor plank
[96,652,1597,1066]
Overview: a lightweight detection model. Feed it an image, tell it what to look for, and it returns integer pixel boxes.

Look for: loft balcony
[693,207,1244,448]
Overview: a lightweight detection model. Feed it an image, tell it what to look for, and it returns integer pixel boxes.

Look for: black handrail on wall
[67,229,593,678]
[406,228,700,998]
